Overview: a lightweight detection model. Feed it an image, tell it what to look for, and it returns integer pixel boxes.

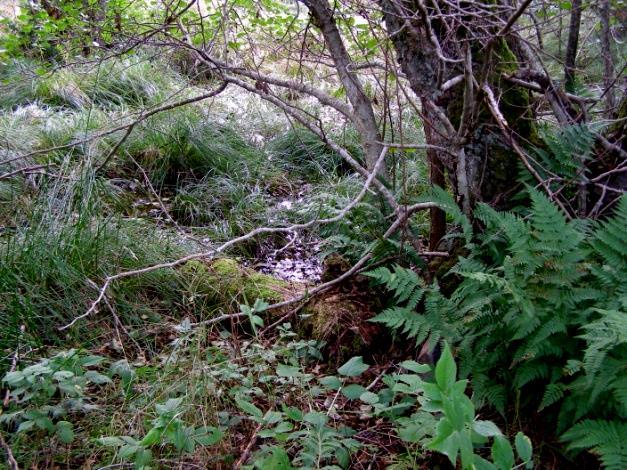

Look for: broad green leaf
[134,447,153,467]
[473,454,498,470]
[492,435,515,470]
[119,444,141,459]
[257,446,293,469]
[140,427,162,446]
[319,376,342,390]
[515,432,533,467]
[359,391,380,405]
[35,415,54,432]
[273,421,294,433]
[276,364,300,377]
[56,421,74,444]
[236,398,264,419]
[97,436,124,447]
[85,370,113,384]
[473,420,502,437]
[263,410,283,424]
[338,356,369,377]
[400,360,431,374]
[17,420,35,433]
[193,426,222,446]
[303,411,327,428]
[283,406,303,421]
[79,355,105,367]
[428,419,459,468]
[342,384,367,400]
[435,343,456,392]
[155,398,183,415]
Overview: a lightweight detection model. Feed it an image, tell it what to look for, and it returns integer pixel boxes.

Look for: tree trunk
[379,0,535,210]
[564,0,582,92]
[599,0,616,118]
[424,119,446,250]
[301,0,387,179]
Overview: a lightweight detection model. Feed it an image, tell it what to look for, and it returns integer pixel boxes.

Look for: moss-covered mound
[181,258,295,310]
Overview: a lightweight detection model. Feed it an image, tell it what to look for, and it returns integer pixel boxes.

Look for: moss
[299,283,384,364]
[181,258,290,309]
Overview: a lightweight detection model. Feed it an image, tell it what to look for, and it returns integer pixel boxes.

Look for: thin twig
[233,422,263,469]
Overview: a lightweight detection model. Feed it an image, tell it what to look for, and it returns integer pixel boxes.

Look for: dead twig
[232,422,263,469]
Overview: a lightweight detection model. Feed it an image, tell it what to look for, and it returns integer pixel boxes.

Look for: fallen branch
[60,145,413,331]
[0,434,18,470]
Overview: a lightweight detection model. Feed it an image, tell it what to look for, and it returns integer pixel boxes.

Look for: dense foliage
[0,0,625,468]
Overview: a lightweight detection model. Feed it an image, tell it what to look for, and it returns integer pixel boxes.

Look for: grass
[267,127,364,181]
[0,52,449,469]
[0,162,188,360]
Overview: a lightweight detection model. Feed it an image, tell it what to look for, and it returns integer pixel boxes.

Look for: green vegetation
[0,1,625,468]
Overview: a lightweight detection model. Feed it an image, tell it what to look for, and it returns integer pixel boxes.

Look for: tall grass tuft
[0,156,187,370]
[267,127,362,181]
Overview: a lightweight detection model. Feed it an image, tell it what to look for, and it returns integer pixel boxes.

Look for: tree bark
[301,0,387,179]
[599,0,616,117]
[564,0,582,92]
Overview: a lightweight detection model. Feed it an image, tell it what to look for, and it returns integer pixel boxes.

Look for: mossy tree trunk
[380,0,536,210]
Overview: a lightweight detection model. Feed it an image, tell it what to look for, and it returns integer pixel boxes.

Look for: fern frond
[370,307,430,344]
[579,309,627,379]
[427,186,472,244]
[540,383,566,410]
[562,419,627,470]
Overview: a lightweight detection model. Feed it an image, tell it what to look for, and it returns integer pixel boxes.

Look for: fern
[521,123,596,189]
[422,186,472,244]
[364,265,424,309]
[370,189,626,467]
[562,420,627,470]
[371,307,432,344]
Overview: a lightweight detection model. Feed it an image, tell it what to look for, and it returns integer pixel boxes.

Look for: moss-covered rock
[181,258,293,310]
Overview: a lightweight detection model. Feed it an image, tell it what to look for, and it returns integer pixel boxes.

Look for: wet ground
[254,231,322,283]
[131,191,324,284]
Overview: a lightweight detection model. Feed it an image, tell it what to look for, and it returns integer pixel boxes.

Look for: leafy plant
[99,397,222,469]
[368,190,627,467]
[417,344,533,469]
[1,349,111,444]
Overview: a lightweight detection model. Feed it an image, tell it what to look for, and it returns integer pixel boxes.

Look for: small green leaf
[56,421,74,444]
[515,432,533,466]
[338,356,369,377]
